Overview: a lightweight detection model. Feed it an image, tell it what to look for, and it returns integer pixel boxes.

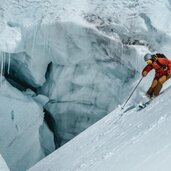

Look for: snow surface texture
[1,0,171,170]
[29,85,171,171]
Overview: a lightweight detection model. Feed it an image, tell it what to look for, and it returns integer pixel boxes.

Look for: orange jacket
[142,58,171,78]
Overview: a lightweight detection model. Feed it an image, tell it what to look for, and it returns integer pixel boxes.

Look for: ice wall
[0,77,55,171]
[1,16,140,146]
[37,21,138,145]
[1,0,171,170]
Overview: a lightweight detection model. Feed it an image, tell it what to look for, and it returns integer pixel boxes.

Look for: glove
[142,71,148,77]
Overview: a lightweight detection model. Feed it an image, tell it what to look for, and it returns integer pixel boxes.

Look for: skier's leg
[153,75,167,96]
[146,79,158,97]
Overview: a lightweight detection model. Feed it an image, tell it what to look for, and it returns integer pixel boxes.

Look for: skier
[142,53,171,99]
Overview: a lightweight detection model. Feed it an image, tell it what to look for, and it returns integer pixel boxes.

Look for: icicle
[7,53,11,74]
[43,23,47,60]
[47,23,51,56]
[31,17,43,58]
[3,53,6,76]
[47,24,50,52]
[31,26,37,59]
[0,51,4,87]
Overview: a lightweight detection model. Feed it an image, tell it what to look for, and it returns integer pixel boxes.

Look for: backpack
[155,53,167,59]
[153,53,167,69]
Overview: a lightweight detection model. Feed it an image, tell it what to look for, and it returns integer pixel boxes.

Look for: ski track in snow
[29,86,171,171]
[1,0,171,170]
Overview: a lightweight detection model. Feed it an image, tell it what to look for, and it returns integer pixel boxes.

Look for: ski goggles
[146,59,152,64]
[144,54,152,61]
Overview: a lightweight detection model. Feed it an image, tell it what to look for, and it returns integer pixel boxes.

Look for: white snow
[1,0,171,170]
[0,154,10,171]
[29,84,171,171]
[0,25,21,52]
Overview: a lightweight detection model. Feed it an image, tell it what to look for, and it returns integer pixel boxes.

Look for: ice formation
[0,0,171,170]
[0,77,55,171]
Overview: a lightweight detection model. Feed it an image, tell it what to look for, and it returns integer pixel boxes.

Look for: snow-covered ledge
[0,154,10,171]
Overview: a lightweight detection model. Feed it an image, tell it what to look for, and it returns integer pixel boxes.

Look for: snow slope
[29,84,171,171]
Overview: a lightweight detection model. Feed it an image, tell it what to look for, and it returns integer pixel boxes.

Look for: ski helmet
[144,53,152,61]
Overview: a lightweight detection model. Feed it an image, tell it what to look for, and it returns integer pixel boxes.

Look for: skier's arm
[166,59,171,77]
[167,59,171,74]
[142,65,153,77]
[160,58,171,74]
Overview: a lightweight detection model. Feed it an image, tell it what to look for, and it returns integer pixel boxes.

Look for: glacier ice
[0,0,171,170]
[36,21,139,145]
[2,19,140,146]
[0,77,55,171]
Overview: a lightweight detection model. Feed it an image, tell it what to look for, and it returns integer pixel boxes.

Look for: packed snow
[28,81,171,171]
[0,154,10,171]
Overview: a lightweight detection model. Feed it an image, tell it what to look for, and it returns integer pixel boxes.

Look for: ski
[123,105,136,113]
[137,100,151,111]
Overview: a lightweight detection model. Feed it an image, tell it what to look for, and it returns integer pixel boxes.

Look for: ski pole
[121,77,143,110]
